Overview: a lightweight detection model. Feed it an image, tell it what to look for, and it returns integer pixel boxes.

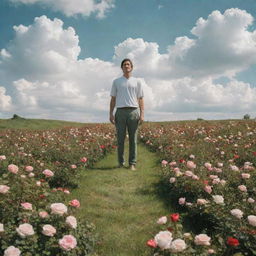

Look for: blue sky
[0,0,256,122]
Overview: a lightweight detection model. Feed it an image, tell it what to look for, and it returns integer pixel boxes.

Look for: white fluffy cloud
[0,87,12,111]
[9,0,115,18]
[0,9,256,122]
[114,8,256,80]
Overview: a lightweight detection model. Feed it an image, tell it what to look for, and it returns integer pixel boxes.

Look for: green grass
[0,117,87,130]
[66,142,172,256]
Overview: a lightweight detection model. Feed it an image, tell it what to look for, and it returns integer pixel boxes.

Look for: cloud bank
[0,8,256,122]
[9,0,115,18]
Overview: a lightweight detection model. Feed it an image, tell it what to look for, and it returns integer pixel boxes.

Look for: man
[109,59,144,170]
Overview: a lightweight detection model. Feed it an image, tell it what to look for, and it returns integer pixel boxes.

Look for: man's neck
[123,73,132,79]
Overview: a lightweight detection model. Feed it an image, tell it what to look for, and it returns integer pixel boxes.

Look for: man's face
[122,61,133,73]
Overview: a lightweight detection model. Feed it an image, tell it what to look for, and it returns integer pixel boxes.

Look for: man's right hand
[109,113,115,124]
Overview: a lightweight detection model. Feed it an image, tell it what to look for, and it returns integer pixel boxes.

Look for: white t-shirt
[110,76,144,108]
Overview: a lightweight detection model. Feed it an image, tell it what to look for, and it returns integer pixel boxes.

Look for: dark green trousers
[115,108,139,166]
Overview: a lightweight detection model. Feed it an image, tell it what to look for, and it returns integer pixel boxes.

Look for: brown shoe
[129,165,136,170]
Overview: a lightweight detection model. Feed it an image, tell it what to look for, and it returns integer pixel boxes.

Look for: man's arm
[109,96,116,124]
[138,97,144,124]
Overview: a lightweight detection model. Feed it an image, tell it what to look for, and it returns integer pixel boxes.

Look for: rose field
[0,119,256,255]
[140,120,256,256]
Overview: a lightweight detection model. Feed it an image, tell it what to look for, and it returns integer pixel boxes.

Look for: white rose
[16,223,35,238]
[50,203,67,216]
[170,239,187,252]
[66,216,77,229]
[248,215,256,227]
[230,209,243,219]
[212,195,224,204]
[42,224,56,236]
[154,231,173,249]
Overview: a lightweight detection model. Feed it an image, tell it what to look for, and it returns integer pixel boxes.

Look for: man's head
[121,58,133,74]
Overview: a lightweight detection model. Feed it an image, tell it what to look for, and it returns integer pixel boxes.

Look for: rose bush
[141,120,256,255]
[0,124,115,255]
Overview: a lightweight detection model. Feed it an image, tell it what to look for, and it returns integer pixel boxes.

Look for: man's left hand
[139,116,144,125]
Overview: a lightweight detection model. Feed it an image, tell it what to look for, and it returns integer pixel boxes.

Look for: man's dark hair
[121,58,133,68]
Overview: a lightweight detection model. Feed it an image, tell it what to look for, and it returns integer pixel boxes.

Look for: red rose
[146,239,157,248]
[227,237,239,246]
[179,159,185,163]
[253,152,256,156]
[234,154,239,159]
[170,213,180,222]
[203,180,209,185]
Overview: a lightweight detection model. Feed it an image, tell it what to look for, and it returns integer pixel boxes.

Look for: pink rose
[21,202,32,210]
[179,197,186,205]
[70,164,77,169]
[241,173,250,179]
[157,216,167,225]
[192,175,199,180]
[204,163,212,169]
[0,155,6,160]
[185,171,194,177]
[80,157,87,163]
[173,167,180,173]
[39,211,49,218]
[66,216,77,229]
[8,164,19,174]
[161,160,168,166]
[208,249,215,254]
[4,246,21,256]
[204,186,212,194]
[50,203,68,215]
[43,169,54,177]
[42,224,56,236]
[170,239,187,253]
[28,173,35,177]
[16,223,35,238]
[187,161,196,169]
[25,166,34,172]
[194,234,211,246]
[0,185,10,194]
[59,235,77,251]
[169,161,177,167]
[154,231,173,249]
[238,185,247,192]
[69,199,80,208]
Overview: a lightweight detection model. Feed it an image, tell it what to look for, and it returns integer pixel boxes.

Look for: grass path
[66,143,172,256]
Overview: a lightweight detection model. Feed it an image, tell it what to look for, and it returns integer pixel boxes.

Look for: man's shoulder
[113,76,124,84]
